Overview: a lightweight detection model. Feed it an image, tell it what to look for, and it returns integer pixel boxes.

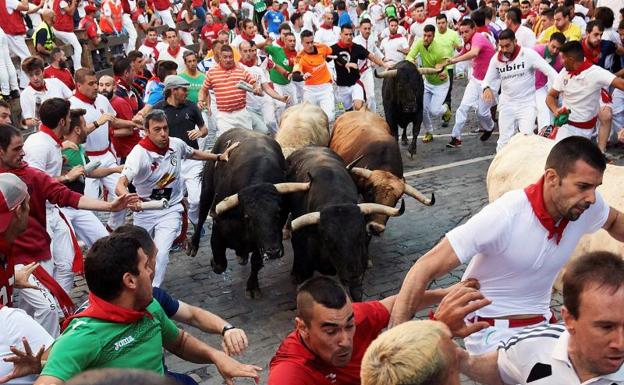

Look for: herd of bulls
[187,102,435,301]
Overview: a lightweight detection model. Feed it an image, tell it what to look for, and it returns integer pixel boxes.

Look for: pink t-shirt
[461,32,495,81]
[532,44,563,89]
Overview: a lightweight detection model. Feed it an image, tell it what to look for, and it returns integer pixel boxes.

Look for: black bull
[377,60,427,158]
[285,146,404,301]
[187,128,309,298]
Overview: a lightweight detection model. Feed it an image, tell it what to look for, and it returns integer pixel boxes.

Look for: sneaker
[442,104,452,123]
[480,130,493,141]
[170,243,183,252]
[446,137,462,148]
[441,121,449,128]
[423,132,433,143]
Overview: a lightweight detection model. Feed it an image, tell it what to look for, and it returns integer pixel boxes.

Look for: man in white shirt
[314,12,341,45]
[116,109,237,287]
[482,29,557,151]
[0,0,34,88]
[460,251,624,385]
[380,17,410,65]
[407,2,436,45]
[369,0,386,34]
[354,18,382,111]
[506,7,537,47]
[391,136,624,354]
[157,28,189,74]
[20,57,72,129]
[231,18,268,50]
[298,0,318,32]
[139,27,167,73]
[546,41,624,142]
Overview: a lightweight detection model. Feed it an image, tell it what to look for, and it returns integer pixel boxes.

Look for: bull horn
[274,182,311,194]
[404,183,435,206]
[417,67,443,75]
[358,200,405,217]
[374,69,398,78]
[350,167,373,179]
[291,212,321,232]
[215,193,240,215]
[346,155,364,171]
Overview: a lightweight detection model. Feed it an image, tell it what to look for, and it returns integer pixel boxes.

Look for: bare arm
[546,88,561,115]
[611,76,624,92]
[77,193,137,212]
[15,0,30,11]
[63,0,77,14]
[459,350,505,385]
[115,175,131,196]
[88,165,123,178]
[110,118,140,130]
[261,82,288,102]
[34,376,64,385]
[602,207,624,242]
[449,45,480,64]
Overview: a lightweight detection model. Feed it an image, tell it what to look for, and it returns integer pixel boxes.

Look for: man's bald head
[42,9,55,23]
[98,75,115,99]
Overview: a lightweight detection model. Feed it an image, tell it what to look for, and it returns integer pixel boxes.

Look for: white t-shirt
[443,7,462,25]
[380,36,409,65]
[240,63,269,114]
[157,46,189,74]
[231,33,266,51]
[20,78,72,120]
[552,65,616,123]
[380,25,408,40]
[138,41,168,72]
[482,47,557,104]
[0,307,54,385]
[23,131,63,177]
[121,137,194,205]
[515,25,536,47]
[446,188,610,318]
[408,19,436,41]
[354,33,382,74]
[70,94,117,153]
[369,3,385,32]
[498,324,624,385]
[302,10,317,32]
[314,26,340,46]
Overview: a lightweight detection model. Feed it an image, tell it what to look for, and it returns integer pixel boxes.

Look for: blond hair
[361,320,451,385]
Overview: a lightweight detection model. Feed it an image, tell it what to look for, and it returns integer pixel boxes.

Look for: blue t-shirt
[338,11,352,27]
[153,287,180,318]
[144,80,165,106]
[264,10,285,34]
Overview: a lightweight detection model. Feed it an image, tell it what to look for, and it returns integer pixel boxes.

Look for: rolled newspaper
[141,198,170,210]
[83,160,102,174]
[236,80,255,93]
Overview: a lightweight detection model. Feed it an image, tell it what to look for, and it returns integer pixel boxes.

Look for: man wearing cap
[154,75,207,234]
[116,109,237,287]
[0,124,138,337]
[0,173,55,385]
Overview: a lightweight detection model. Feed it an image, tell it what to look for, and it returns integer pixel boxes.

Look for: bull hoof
[186,243,198,257]
[237,255,249,265]
[210,259,227,274]
[245,287,262,299]
[408,141,417,159]
[401,135,408,145]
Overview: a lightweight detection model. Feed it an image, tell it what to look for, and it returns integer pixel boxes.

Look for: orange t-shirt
[293,44,332,86]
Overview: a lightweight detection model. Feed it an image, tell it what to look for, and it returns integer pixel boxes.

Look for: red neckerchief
[39,124,63,147]
[0,162,28,176]
[241,30,256,41]
[276,38,285,47]
[498,44,521,62]
[415,16,426,23]
[74,90,96,105]
[389,33,403,39]
[320,23,333,30]
[475,25,490,35]
[336,40,352,49]
[241,58,256,67]
[568,59,593,77]
[139,136,169,155]
[33,266,76,317]
[62,292,153,331]
[29,81,47,92]
[167,44,181,57]
[143,38,160,60]
[114,75,132,90]
[524,176,569,244]
[582,38,600,64]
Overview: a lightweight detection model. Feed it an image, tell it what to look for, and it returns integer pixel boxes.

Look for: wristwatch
[221,324,236,336]
[93,120,100,129]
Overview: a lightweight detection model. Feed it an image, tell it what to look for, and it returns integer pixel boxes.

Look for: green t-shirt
[406,39,449,85]
[180,71,205,103]
[253,0,266,13]
[433,28,462,69]
[384,4,397,18]
[41,299,179,382]
[265,45,292,85]
[62,144,88,168]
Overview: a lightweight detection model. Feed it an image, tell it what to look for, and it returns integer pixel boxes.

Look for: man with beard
[111,59,143,163]
[43,48,75,90]
[391,137,624,355]
[481,29,557,151]
[353,19,382,112]
[265,31,299,119]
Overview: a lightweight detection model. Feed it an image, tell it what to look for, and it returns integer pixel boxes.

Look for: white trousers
[60,206,109,247]
[179,30,194,46]
[555,123,595,142]
[4,34,27,89]
[83,151,126,229]
[46,207,76,293]
[497,100,537,152]
[535,85,552,131]
[464,320,548,354]
[200,109,217,150]
[335,83,365,111]
[274,82,298,124]
[303,83,335,123]
[181,159,203,225]
[15,260,62,338]
[422,80,450,133]
[248,109,269,134]
[215,108,252,137]
[52,30,83,71]
[0,30,18,95]
[451,76,494,139]
[260,95,278,134]
[122,14,138,54]
[156,9,176,28]
[134,203,183,287]
[613,89,624,135]
[360,69,376,112]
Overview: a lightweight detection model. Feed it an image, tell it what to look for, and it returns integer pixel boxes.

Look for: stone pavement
[69,77,567,385]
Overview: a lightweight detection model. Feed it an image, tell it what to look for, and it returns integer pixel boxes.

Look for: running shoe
[446,137,462,148]
[480,130,493,141]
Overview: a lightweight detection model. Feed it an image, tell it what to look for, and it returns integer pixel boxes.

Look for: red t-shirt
[200,23,224,44]
[0,239,14,308]
[268,301,390,385]
[43,65,75,90]
[426,0,441,17]
[79,16,99,40]
[110,95,140,158]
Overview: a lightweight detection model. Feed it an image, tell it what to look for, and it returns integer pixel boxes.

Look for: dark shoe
[480,130,493,141]
[441,121,449,127]
[446,137,462,148]
[9,90,20,100]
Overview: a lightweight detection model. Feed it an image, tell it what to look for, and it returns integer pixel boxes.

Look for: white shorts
[335,82,365,110]
[555,123,595,142]
[215,108,253,137]
[464,319,548,354]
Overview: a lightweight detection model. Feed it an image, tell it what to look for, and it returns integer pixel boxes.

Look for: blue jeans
[166,368,199,385]
[193,6,206,25]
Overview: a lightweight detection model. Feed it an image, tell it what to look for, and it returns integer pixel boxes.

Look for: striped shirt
[202,64,256,112]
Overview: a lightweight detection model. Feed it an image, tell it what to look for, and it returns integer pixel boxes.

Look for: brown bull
[330,110,434,235]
